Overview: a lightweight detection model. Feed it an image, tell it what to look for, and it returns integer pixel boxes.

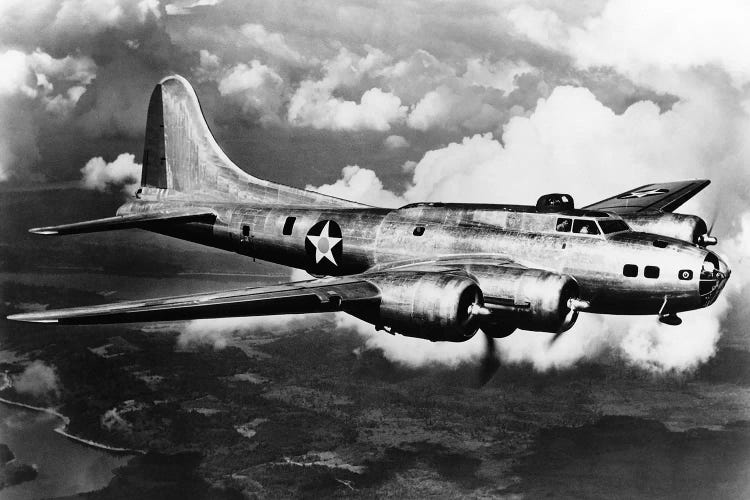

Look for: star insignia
[619,188,669,199]
[306,221,342,266]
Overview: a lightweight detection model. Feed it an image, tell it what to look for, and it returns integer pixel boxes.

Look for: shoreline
[0,394,144,456]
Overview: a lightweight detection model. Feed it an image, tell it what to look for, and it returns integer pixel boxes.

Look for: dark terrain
[1,188,749,498]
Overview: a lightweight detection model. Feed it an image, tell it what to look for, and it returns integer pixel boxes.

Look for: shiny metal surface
[9,75,733,343]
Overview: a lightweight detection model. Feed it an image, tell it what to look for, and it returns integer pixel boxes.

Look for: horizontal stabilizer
[7,277,380,324]
[29,209,217,235]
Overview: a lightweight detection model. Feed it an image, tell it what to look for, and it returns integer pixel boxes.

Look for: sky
[1,0,749,372]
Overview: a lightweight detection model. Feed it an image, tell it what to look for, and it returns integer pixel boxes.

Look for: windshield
[572,219,600,235]
[598,219,630,234]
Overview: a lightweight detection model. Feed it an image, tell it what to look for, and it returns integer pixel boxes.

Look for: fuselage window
[242,225,250,237]
[413,226,425,236]
[623,264,638,277]
[556,218,572,232]
[573,219,600,235]
[599,219,630,234]
[679,269,693,280]
[644,266,660,279]
[282,216,296,235]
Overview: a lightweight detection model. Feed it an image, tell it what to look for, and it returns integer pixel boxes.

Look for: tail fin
[141,75,363,207]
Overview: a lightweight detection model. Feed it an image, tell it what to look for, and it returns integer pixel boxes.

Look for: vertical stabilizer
[140,75,364,207]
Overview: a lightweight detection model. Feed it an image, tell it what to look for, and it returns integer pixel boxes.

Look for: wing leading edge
[583,179,710,214]
[8,277,380,324]
[28,209,217,236]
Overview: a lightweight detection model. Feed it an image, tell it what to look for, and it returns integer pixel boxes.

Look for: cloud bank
[14,360,61,397]
[80,153,142,195]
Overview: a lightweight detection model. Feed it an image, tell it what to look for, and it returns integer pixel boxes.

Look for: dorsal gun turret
[536,193,574,212]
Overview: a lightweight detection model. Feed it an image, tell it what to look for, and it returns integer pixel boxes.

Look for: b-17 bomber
[8,75,731,383]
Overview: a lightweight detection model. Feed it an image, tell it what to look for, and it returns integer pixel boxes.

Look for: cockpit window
[598,219,630,234]
[556,218,572,232]
[572,219,600,235]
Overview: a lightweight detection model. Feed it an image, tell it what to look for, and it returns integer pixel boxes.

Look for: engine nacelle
[621,212,708,245]
[471,267,581,333]
[355,271,484,342]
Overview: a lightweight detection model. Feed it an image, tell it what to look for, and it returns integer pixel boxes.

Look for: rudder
[140,75,363,207]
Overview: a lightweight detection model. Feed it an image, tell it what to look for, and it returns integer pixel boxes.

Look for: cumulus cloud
[14,360,61,397]
[218,60,287,125]
[288,84,406,131]
[240,23,305,65]
[383,135,409,149]
[509,0,750,89]
[407,84,506,132]
[0,48,96,181]
[0,49,96,104]
[0,0,162,47]
[306,165,404,208]
[285,46,410,131]
[462,58,534,93]
[80,153,141,195]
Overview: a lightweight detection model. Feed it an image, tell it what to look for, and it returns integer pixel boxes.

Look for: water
[0,404,133,499]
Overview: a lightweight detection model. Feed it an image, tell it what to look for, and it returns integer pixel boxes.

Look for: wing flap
[583,180,710,214]
[7,277,380,324]
[29,209,217,235]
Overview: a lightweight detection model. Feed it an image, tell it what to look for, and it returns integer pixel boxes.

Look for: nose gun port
[700,251,730,307]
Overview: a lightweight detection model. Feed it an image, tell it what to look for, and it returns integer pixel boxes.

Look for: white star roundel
[305,220,343,267]
[618,188,669,199]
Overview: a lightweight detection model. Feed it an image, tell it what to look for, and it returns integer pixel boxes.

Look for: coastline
[0,392,144,456]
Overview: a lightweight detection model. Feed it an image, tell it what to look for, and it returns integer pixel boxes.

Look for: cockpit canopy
[555,216,630,236]
[536,193,574,212]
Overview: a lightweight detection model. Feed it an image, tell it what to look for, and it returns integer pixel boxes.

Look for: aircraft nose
[699,251,730,307]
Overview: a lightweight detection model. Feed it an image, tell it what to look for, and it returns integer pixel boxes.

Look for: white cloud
[193,49,221,81]
[288,84,406,131]
[0,0,162,44]
[0,49,95,100]
[240,23,305,64]
[0,48,96,181]
[306,165,404,208]
[284,46,408,131]
[383,135,409,149]
[80,153,141,195]
[218,60,286,125]
[462,57,534,93]
[509,0,750,88]
[14,360,60,397]
[407,85,506,132]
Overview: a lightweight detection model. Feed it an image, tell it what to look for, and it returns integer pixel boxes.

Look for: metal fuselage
[119,189,729,318]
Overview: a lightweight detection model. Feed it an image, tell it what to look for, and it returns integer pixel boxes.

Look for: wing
[583,179,710,214]
[7,276,379,324]
[29,209,216,235]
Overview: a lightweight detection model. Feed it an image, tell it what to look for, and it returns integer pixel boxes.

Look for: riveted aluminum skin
[351,271,482,342]
[18,75,730,337]
[621,212,708,245]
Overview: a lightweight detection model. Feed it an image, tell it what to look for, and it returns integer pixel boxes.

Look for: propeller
[466,301,501,386]
[698,207,720,247]
[478,330,501,387]
[548,298,590,347]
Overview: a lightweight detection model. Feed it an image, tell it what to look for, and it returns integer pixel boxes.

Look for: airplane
[8,75,731,383]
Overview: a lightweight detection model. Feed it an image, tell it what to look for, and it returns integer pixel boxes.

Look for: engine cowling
[356,271,484,342]
[620,212,708,245]
[470,267,581,333]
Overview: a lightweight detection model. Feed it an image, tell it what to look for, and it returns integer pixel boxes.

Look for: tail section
[141,75,364,207]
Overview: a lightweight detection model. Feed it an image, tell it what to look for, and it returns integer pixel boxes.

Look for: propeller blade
[478,331,501,387]
[548,330,565,346]
[707,205,721,235]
